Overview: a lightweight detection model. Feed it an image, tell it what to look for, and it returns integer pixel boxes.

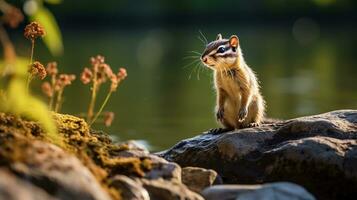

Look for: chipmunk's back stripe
[202,39,229,57]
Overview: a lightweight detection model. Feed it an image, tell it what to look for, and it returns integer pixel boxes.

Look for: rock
[0,132,112,200]
[120,140,150,152]
[0,168,55,200]
[114,141,182,182]
[140,179,204,200]
[145,161,181,182]
[159,110,357,200]
[182,167,221,193]
[202,182,315,200]
[110,175,150,200]
[0,112,189,200]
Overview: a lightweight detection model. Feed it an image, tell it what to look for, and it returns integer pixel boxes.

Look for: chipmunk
[201,34,265,133]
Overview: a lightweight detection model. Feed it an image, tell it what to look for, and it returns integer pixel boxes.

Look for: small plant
[41,61,76,112]
[0,16,60,144]
[24,21,46,90]
[80,55,127,127]
[1,1,126,140]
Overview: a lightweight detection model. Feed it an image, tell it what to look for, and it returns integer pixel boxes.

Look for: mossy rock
[0,112,153,200]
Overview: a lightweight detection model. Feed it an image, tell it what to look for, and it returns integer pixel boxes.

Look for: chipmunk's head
[201,34,240,70]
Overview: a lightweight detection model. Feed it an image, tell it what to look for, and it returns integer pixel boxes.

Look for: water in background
[14,24,357,151]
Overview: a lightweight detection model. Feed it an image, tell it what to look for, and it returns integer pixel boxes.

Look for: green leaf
[5,77,61,144]
[0,57,29,76]
[31,7,64,56]
[44,0,63,4]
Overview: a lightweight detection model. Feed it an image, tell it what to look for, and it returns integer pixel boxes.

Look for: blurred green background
[7,0,357,150]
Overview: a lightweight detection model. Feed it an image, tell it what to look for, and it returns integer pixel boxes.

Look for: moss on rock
[0,112,153,200]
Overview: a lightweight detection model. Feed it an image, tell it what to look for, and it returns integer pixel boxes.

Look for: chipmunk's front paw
[238,107,248,122]
[216,108,224,121]
[247,122,260,127]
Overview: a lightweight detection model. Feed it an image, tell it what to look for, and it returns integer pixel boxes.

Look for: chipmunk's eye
[217,46,226,53]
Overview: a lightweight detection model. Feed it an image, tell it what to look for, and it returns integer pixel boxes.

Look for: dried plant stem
[49,75,56,109]
[87,71,98,123]
[87,84,97,123]
[49,92,54,109]
[54,88,63,113]
[90,91,112,126]
[30,39,34,64]
[26,39,35,92]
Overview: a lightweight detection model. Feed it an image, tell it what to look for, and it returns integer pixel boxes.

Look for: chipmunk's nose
[201,56,207,63]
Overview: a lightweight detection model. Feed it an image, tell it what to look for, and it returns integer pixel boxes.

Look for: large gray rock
[182,167,221,193]
[8,140,112,200]
[159,110,357,200]
[0,168,56,200]
[202,182,315,200]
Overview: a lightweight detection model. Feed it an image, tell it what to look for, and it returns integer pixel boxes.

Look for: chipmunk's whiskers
[182,55,200,60]
[188,60,201,80]
[182,53,201,80]
[182,58,200,69]
[188,50,202,55]
[197,35,206,46]
[184,48,208,80]
[199,30,208,44]
[193,60,202,80]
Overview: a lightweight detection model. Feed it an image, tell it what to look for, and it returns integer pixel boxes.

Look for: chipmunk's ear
[216,33,222,40]
[229,35,239,48]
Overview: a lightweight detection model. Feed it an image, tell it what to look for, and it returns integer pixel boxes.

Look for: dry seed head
[55,74,76,91]
[90,55,105,68]
[110,68,127,92]
[80,67,92,84]
[101,63,114,77]
[69,74,76,81]
[96,71,107,84]
[29,61,47,80]
[59,74,76,86]
[41,82,53,97]
[117,68,127,81]
[24,21,45,40]
[46,62,58,76]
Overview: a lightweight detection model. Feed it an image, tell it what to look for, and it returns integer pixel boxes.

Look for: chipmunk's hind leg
[211,112,235,134]
[240,95,265,128]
